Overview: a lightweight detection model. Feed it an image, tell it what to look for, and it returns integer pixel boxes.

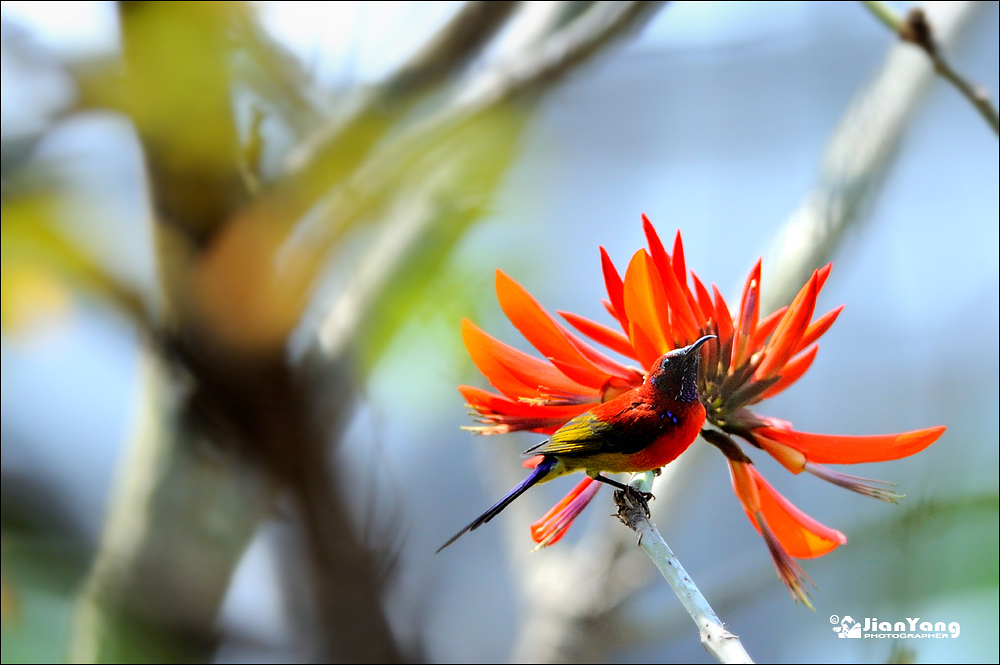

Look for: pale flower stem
[618,472,754,664]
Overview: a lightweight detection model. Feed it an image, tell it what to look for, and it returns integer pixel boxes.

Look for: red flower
[458,214,945,604]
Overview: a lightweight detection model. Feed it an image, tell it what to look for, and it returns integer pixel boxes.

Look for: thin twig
[861,1,998,135]
[614,472,754,664]
[764,1,981,310]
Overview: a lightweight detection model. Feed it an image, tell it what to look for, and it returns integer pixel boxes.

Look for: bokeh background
[2,1,997,663]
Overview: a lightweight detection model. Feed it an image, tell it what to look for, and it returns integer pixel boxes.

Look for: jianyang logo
[830,615,961,639]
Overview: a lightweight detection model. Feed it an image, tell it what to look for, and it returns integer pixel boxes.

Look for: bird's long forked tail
[436,456,557,553]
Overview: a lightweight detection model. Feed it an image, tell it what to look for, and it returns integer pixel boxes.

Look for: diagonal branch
[862,1,998,135]
[764,0,983,311]
[275,1,520,225]
[308,1,667,363]
[614,473,754,664]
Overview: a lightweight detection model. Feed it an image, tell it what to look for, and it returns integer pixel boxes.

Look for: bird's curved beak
[683,334,717,357]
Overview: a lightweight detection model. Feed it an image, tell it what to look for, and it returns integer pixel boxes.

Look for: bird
[437,334,716,552]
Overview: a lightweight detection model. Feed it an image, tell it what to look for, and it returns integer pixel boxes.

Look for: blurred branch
[308,1,667,359]
[275,1,520,225]
[614,473,754,664]
[1,194,152,332]
[458,0,665,106]
[70,352,272,663]
[862,1,999,135]
[763,0,981,311]
[231,8,322,135]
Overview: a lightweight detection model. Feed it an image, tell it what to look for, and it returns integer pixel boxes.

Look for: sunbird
[438,334,716,551]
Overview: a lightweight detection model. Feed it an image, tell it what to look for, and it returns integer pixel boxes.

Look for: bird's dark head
[649,335,716,403]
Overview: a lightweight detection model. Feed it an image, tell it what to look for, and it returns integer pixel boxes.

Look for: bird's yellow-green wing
[524,411,632,457]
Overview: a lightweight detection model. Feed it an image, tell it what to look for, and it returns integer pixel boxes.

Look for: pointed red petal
[601,248,628,330]
[674,234,708,326]
[741,464,846,559]
[462,319,597,399]
[602,299,619,322]
[758,344,819,400]
[562,324,642,382]
[458,385,590,418]
[729,459,761,511]
[756,271,819,380]
[691,272,715,327]
[816,262,832,291]
[731,260,761,369]
[753,511,814,607]
[495,271,609,389]
[660,258,701,345]
[796,305,844,353]
[750,306,788,352]
[712,284,735,345]
[755,425,946,464]
[628,320,661,371]
[458,385,589,434]
[671,230,687,289]
[642,214,673,290]
[641,219,699,344]
[559,310,639,361]
[622,250,673,357]
[530,477,602,547]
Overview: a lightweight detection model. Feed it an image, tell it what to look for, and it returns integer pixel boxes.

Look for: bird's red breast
[528,382,707,475]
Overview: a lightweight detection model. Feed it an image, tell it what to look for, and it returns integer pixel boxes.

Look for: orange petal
[458,385,589,434]
[796,305,843,354]
[562,324,643,383]
[602,299,618,322]
[530,477,602,547]
[462,320,597,400]
[755,425,946,464]
[660,258,701,346]
[495,271,611,389]
[671,230,687,291]
[712,284,735,345]
[628,320,661,371]
[758,344,819,400]
[622,250,673,357]
[728,462,816,604]
[673,230,708,325]
[559,310,639,360]
[729,460,761,512]
[601,247,628,330]
[642,214,673,296]
[641,218,699,344]
[691,272,715,328]
[756,271,819,380]
[750,306,788,352]
[731,260,761,369]
[816,262,832,291]
[745,465,846,559]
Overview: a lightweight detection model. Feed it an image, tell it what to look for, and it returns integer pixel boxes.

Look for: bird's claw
[613,485,652,524]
